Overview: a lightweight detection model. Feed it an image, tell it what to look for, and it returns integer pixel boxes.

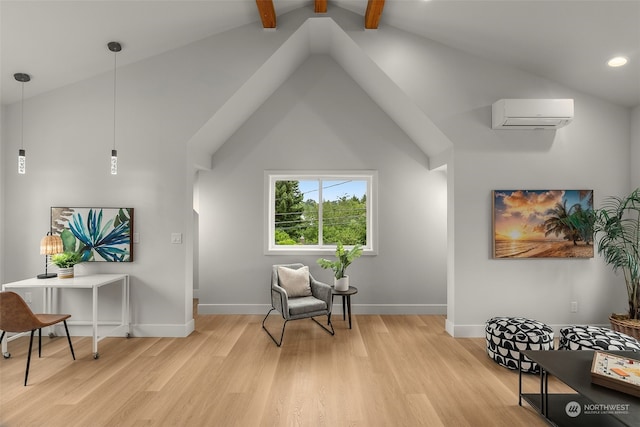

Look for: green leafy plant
[570,188,640,320]
[593,188,640,320]
[317,242,363,279]
[50,251,81,269]
[68,208,131,262]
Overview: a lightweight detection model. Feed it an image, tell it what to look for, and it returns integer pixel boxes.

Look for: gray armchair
[262,263,334,346]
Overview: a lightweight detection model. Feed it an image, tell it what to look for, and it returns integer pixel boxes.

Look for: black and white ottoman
[485,317,554,373]
[559,325,640,351]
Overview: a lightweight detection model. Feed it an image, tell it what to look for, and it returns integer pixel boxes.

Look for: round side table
[331,286,358,329]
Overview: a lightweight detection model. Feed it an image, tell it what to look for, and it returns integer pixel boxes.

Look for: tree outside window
[269,173,375,253]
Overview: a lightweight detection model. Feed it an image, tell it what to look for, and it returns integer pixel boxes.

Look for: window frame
[265,170,377,255]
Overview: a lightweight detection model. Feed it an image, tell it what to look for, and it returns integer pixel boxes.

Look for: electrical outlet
[25,292,32,303]
[570,301,578,313]
[171,233,182,244]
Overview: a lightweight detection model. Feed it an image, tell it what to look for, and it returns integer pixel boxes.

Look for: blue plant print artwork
[51,207,133,262]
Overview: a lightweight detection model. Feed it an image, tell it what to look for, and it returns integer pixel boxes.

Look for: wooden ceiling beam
[315,0,327,13]
[256,0,276,28]
[256,0,385,30]
[364,0,385,29]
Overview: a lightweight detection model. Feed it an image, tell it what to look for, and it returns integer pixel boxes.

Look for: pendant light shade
[15,73,30,174]
[108,41,122,175]
[18,149,26,175]
[111,149,118,175]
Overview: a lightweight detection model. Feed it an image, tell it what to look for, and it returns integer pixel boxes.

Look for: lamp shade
[40,234,63,255]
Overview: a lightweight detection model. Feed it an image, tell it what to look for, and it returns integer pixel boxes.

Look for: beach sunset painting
[493,190,594,258]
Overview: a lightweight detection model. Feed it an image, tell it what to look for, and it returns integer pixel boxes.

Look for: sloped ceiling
[1,1,638,108]
[188,17,452,170]
[335,0,640,108]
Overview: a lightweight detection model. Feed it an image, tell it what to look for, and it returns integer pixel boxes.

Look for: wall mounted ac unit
[492,99,574,130]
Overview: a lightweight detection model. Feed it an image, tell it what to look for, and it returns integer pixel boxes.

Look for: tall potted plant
[589,188,640,337]
[317,242,363,291]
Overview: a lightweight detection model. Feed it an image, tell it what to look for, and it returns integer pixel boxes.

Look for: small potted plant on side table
[50,252,81,279]
[317,242,363,291]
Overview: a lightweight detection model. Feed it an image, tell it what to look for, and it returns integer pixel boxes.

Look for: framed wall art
[492,190,594,259]
[51,207,134,262]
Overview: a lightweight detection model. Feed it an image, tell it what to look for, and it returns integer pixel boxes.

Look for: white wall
[0,106,5,282]
[1,63,194,335]
[632,106,640,188]
[0,16,308,336]
[347,24,632,335]
[197,54,448,314]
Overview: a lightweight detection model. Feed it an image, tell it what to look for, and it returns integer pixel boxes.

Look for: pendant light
[108,41,122,175]
[15,72,30,174]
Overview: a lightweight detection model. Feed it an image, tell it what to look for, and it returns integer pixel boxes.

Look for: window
[266,171,377,254]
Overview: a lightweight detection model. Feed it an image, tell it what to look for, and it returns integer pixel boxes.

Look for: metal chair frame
[262,289,335,347]
[0,291,76,385]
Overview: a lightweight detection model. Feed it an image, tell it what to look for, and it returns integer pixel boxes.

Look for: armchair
[262,263,334,346]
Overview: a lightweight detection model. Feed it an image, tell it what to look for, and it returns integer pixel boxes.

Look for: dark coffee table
[519,350,640,426]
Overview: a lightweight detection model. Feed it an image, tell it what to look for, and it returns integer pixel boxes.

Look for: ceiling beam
[315,0,327,13]
[256,0,276,28]
[364,0,385,29]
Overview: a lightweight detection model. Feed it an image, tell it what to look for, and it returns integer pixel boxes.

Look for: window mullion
[318,179,323,246]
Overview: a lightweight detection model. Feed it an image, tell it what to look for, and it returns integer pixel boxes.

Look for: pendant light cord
[112,50,117,152]
[20,82,24,150]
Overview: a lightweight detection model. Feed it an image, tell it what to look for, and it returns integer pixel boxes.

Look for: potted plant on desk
[317,242,363,291]
[50,251,81,279]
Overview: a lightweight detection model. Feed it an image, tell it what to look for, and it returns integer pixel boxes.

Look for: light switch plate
[133,232,140,244]
[171,233,182,244]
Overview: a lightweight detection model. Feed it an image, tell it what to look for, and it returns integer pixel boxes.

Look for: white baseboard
[63,319,195,338]
[447,323,486,338]
[445,318,455,336]
[350,304,446,315]
[198,304,269,315]
[59,317,612,339]
[445,322,613,338]
[198,303,447,315]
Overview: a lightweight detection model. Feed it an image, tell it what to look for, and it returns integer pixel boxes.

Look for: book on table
[591,351,640,398]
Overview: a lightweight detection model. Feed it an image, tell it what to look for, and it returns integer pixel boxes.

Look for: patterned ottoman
[559,325,640,351]
[485,317,554,373]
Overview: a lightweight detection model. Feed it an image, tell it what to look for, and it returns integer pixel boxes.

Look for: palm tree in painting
[544,201,578,244]
[547,198,595,246]
[578,190,593,210]
[562,205,595,246]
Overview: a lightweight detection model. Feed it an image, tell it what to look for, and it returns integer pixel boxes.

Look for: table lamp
[38,232,63,279]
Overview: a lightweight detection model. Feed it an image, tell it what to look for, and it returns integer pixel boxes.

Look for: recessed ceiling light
[607,56,628,67]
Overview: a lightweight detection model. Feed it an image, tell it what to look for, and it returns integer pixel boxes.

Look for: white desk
[2,273,130,359]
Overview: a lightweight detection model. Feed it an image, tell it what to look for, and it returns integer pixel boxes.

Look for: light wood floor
[0,308,571,426]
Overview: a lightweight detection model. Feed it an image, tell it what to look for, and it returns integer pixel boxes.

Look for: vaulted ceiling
[187,16,452,168]
[1,1,639,108]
